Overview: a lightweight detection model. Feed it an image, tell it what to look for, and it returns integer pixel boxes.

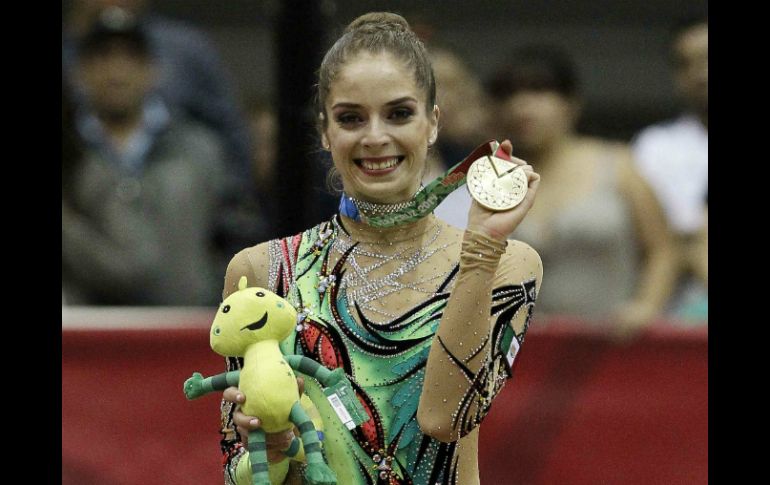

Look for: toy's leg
[289,402,337,485]
[284,356,344,387]
[247,429,271,485]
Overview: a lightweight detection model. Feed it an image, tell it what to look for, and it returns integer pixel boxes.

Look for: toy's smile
[241,311,268,331]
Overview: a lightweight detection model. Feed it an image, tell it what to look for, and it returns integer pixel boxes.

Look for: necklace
[331,218,455,322]
[342,183,425,220]
[347,197,416,217]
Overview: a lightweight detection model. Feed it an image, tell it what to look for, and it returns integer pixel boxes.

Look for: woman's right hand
[222,377,305,463]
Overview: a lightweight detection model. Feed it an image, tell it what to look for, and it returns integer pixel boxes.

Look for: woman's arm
[416,233,542,442]
[417,139,542,442]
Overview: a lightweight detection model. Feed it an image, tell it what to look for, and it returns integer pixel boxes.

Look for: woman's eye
[337,113,362,125]
[390,108,414,121]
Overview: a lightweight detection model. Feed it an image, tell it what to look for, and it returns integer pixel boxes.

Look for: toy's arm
[283,355,345,388]
[184,370,241,400]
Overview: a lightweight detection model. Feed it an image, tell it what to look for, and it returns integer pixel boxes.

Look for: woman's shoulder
[496,238,543,293]
[223,241,271,298]
[223,221,331,298]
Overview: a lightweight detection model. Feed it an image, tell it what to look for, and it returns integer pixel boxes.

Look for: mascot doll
[184,277,366,485]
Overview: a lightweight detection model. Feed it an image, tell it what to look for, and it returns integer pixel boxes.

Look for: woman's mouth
[354,156,405,175]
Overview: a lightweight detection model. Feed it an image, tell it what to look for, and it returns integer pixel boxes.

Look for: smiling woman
[322,50,438,203]
[216,12,543,485]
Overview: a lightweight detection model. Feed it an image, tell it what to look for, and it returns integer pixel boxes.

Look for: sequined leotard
[220,213,541,485]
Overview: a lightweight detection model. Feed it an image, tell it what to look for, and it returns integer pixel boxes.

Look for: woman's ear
[319,113,330,150]
[429,104,440,146]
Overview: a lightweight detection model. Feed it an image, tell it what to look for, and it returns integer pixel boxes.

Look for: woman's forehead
[328,52,423,107]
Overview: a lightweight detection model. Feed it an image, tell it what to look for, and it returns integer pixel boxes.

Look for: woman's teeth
[359,157,402,170]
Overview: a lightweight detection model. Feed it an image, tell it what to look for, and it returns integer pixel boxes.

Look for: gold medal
[467,150,529,211]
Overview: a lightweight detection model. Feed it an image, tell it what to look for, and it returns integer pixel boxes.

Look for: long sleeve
[417,229,542,442]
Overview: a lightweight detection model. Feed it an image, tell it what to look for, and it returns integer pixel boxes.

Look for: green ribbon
[361,140,510,227]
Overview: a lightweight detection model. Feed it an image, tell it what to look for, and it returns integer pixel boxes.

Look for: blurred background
[139,0,701,139]
[62,0,707,483]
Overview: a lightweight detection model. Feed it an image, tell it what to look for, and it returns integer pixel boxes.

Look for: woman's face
[322,51,438,203]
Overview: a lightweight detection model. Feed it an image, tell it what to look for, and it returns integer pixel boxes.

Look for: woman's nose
[361,117,390,147]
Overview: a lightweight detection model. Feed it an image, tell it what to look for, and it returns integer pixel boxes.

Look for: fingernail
[236,393,244,402]
[250,419,260,427]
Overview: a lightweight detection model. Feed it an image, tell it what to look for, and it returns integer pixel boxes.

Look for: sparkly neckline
[336,213,440,244]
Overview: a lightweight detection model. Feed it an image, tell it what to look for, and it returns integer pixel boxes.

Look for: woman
[486,45,677,338]
[219,13,542,485]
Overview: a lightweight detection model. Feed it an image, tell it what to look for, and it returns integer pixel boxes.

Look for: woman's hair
[316,12,436,129]
[486,44,579,101]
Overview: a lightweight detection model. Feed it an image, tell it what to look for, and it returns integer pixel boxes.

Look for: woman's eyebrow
[331,102,361,110]
[386,96,418,106]
[331,96,418,110]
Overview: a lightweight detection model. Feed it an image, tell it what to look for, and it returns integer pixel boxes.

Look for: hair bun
[344,12,411,34]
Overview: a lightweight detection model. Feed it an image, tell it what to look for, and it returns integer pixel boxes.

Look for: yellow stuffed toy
[184,276,349,485]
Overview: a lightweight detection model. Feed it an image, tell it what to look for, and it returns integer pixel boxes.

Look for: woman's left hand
[466,139,540,241]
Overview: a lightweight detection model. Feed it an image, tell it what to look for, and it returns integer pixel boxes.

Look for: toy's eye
[222,305,231,313]
[256,292,265,297]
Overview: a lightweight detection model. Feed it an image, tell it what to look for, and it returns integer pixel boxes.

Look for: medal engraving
[467,155,528,211]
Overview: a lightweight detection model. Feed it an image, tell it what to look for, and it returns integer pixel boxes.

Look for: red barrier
[62,309,706,484]
[478,320,707,485]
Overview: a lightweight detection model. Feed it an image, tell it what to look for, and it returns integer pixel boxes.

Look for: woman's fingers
[234,407,260,429]
[510,156,529,167]
[500,139,514,156]
[222,386,245,404]
[224,378,307,450]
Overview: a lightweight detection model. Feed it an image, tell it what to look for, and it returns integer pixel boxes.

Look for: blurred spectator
[484,45,678,336]
[242,96,339,240]
[631,18,708,322]
[63,0,258,259]
[677,201,707,320]
[61,11,227,306]
[62,84,83,306]
[429,47,491,227]
[430,47,491,168]
[240,97,279,242]
[247,98,278,197]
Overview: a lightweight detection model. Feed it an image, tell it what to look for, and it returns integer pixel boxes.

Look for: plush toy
[184,277,354,485]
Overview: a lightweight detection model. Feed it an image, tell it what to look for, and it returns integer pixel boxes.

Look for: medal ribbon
[339,140,512,228]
